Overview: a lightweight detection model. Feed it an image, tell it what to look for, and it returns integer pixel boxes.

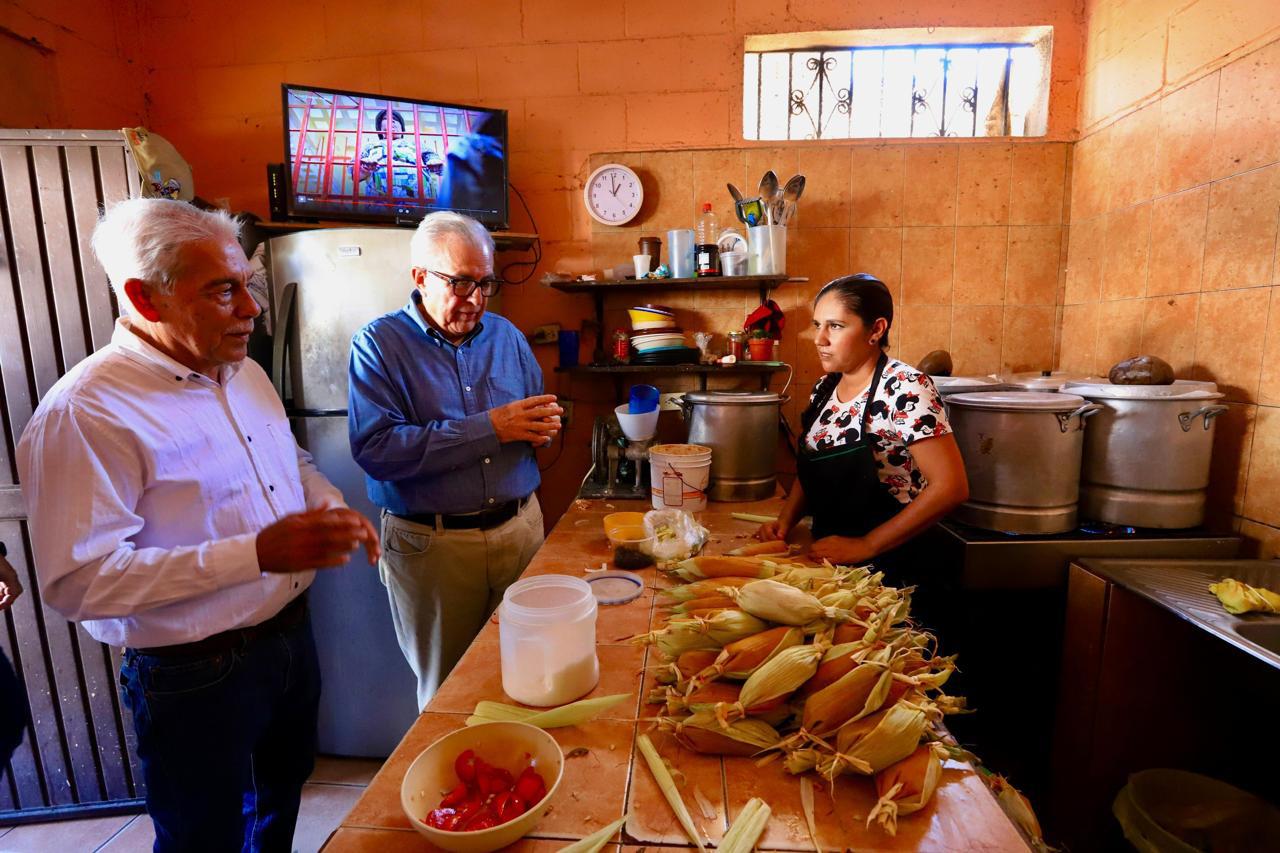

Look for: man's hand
[756,519,790,542]
[256,508,381,574]
[808,535,876,566]
[0,555,23,612]
[489,395,563,447]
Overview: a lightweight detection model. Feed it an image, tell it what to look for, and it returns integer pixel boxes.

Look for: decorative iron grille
[743,44,1040,140]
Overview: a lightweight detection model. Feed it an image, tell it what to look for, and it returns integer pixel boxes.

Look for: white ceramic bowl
[400,722,564,852]
[631,317,678,331]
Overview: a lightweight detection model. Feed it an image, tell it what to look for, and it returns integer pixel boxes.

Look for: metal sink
[1076,558,1280,670]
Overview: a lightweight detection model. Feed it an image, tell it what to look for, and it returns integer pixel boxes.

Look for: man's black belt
[132,594,308,659]
[396,496,528,531]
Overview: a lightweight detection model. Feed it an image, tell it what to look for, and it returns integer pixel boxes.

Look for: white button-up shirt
[16,319,345,648]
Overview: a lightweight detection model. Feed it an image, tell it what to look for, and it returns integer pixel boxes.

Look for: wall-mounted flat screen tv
[282,83,508,229]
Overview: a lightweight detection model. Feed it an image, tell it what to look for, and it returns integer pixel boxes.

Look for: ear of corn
[795,643,861,701]
[728,540,792,557]
[821,700,928,779]
[866,743,943,835]
[670,593,740,615]
[658,576,757,603]
[718,643,826,726]
[659,712,779,756]
[633,611,770,657]
[670,555,779,581]
[801,661,894,736]
[725,579,853,626]
[689,626,803,688]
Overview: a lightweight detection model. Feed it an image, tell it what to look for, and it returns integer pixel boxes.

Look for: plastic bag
[644,510,708,562]
[122,127,194,201]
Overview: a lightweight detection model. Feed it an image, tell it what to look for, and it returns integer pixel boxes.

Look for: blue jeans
[120,610,321,853]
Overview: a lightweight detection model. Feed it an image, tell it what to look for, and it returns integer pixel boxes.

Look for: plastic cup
[667,229,695,279]
[721,250,748,276]
[558,330,580,368]
[747,224,786,275]
[632,254,651,277]
[628,384,659,414]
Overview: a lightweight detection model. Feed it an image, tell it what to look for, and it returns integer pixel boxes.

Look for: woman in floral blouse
[758,274,969,569]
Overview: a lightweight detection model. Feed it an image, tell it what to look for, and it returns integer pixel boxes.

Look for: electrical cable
[500,182,542,285]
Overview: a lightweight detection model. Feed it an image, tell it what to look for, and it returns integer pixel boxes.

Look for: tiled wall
[585,141,1072,431]
[1064,0,1280,544]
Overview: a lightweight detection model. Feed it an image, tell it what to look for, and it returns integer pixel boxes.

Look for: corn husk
[465,693,632,728]
[670,555,779,581]
[659,711,780,756]
[715,642,825,726]
[987,772,1044,843]
[719,797,772,853]
[653,648,721,685]
[725,579,852,627]
[1210,577,1280,614]
[670,593,738,615]
[794,642,861,701]
[867,743,943,835]
[658,576,757,603]
[800,776,823,852]
[801,660,894,736]
[636,733,707,850]
[819,700,928,778]
[558,813,629,853]
[689,626,803,687]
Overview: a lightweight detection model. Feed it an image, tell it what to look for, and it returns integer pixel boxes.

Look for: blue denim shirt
[348,291,543,515]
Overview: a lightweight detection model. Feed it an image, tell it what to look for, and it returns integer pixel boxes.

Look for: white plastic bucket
[648,443,713,512]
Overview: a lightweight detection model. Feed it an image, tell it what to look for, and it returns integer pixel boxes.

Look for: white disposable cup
[632,254,652,277]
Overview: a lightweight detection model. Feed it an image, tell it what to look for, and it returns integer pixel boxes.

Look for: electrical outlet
[658,392,685,412]
[531,323,561,345]
[559,399,574,428]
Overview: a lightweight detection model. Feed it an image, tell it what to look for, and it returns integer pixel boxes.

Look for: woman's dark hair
[813,272,893,349]
[375,109,406,134]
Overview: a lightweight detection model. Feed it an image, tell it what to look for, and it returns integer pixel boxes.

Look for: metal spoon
[782,174,806,203]
[726,182,744,202]
[758,170,778,204]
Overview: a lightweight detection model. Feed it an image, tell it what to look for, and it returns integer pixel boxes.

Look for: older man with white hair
[17,198,379,853]
[349,211,561,709]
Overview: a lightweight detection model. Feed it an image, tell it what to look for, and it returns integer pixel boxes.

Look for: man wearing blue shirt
[349,212,561,708]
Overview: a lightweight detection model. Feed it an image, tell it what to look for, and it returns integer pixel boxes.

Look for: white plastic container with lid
[499,575,599,707]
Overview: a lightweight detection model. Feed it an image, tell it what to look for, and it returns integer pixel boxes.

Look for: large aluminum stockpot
[1061,380,1227,528]
[680,390,785,502]
[947,391,1104,534]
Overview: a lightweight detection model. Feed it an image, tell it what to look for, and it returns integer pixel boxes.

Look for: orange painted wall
[0,1,147,128]
[1062,0,1280,545]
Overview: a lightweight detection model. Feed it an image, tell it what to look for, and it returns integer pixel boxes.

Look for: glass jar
[727,331,745,361]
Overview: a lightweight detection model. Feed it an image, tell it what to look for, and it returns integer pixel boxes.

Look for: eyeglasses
[425,269,504,298]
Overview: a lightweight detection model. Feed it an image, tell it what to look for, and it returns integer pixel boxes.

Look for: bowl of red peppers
[400,721,564,851]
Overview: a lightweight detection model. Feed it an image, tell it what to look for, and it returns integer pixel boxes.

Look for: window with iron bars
[743,42,1048,141]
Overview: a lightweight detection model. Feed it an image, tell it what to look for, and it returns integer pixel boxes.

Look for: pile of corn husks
[633,553,964,836]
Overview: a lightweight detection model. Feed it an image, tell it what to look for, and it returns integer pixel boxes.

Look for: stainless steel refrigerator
[267,227,422,756]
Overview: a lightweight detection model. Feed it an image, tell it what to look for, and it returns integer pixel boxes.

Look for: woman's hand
[808,535,876,566]
[756,519,790,542]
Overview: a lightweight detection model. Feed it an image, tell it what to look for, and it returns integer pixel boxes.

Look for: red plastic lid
[702,202,712,212]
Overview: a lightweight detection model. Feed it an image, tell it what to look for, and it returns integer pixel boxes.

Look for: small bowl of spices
[605,525,655,570]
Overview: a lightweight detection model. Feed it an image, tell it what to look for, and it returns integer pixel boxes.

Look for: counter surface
[323,495,1029,851]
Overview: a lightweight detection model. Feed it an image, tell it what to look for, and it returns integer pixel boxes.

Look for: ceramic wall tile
[1147,186,1209,296]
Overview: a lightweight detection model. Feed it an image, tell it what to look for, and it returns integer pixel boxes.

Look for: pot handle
[677,394,693,421]
[1178,404,1229,432]
[1056,402,1105,433]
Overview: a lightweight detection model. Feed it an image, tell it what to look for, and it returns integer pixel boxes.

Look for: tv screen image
[283,84,508,228]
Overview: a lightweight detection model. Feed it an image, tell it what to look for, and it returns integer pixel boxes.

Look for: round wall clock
[584,163,644,226]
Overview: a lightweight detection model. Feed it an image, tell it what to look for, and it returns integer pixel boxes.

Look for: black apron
[796,352,903,541]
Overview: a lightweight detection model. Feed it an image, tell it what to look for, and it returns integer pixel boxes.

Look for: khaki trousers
[378,496,544,710]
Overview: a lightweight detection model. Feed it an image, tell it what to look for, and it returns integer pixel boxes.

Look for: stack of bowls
[626,305,696,364]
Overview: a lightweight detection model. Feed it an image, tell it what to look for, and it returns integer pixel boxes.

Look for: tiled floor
[0,756,383,853]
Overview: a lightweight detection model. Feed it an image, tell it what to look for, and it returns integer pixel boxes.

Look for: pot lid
[682,390,785,404]
[999,370,1098,391]
[586,571,645,605]
[1061,378,1221,400]
[931,375,1010,394]
[947,390,1088,411]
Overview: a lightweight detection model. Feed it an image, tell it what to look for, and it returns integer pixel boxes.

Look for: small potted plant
[746,327,773,362]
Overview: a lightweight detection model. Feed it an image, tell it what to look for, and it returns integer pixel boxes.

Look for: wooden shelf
[555,362,786,375]
[548,274,802,294]
[251,220,538,251]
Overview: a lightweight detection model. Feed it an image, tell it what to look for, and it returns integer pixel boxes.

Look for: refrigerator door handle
[272,281,297,401]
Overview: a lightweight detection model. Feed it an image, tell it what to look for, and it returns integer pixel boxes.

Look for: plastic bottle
[694,202,721,277]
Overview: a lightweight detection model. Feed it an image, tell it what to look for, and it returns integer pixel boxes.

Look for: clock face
[584,164,643,225]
